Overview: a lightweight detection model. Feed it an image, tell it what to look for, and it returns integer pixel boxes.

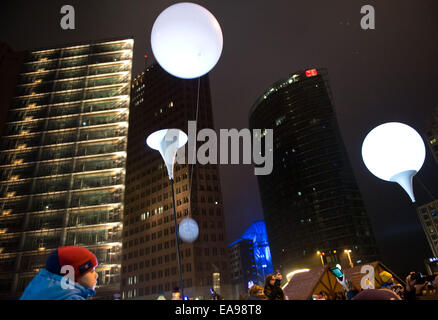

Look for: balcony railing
[74,158,124,173]
[64,229,118,247]
[1,135,43,151]
[33,177,70,194]
[26,215,65,232]
[40,148,75,161]
[68,210,121,227]
[70,191,121,208]
[22,233,62,252]
[0,150,39,164]
[0,165,35,181]
[35,162,73,177]
[0,182,32,198]
[7,109,48,122]
[17,63,130,87]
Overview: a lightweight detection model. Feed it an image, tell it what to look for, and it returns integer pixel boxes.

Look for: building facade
[121,63,231,300]
[417,109,438,258]
[0,43,26,137]
[416,201,438,257]
[228,239,257,299]
[0,38,133,299]
[228,220,273,299]
[425,107,438,164]
[249,68,380,274]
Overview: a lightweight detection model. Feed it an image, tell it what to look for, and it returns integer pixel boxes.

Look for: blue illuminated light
[229,221,274,284]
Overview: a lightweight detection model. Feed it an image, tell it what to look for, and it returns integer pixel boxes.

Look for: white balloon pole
[146,129,188,298]
[149,3,224,298]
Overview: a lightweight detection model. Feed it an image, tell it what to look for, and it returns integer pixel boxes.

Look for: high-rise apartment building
[416,201,438,257]
[249,68,380,273]
[417,110,438,258]
[0,38,133,299]
[121,63,231,300]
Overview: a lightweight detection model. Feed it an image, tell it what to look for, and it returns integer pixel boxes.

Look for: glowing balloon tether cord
[171,77,200,299]
[188,77,201,215]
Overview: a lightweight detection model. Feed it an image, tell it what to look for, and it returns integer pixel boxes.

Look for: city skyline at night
[1,0,438,287]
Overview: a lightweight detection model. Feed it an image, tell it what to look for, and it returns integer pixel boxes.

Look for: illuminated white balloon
[146,129,188,180]
[151,2,223,79]
[361,122,426,202]
[178,218,199,243]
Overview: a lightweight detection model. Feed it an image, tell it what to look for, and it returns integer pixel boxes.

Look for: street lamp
[344,249,353,268]
[146,128,188,298]
[316,251,325,267]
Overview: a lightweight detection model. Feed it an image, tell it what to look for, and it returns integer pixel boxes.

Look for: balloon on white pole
[146,128,190,298]
[146,129,188,180]
[151,2,223,79]
[178,217,199,243]
[361,122,426,202]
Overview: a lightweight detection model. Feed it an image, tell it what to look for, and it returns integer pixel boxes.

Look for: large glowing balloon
[151,2,223,79]
[361,122,426,202]
[178,217,199,243]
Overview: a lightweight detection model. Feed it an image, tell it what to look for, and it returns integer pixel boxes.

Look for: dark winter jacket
[20,269,95,300]
[264,279,285,300]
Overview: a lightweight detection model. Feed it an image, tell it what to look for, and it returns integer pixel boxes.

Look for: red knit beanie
[46,246,98,281]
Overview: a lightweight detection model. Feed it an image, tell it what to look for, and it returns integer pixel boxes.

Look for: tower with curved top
[249,68,380,273]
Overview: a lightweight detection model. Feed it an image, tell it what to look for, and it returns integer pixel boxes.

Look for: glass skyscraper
[249,68,380,273]
[0,38,133,299]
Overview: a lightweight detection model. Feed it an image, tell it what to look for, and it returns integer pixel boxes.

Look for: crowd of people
[17,245,438,300]
[240,269,438,301]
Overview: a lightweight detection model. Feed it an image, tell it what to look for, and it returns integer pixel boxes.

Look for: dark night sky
[2,0,438,277]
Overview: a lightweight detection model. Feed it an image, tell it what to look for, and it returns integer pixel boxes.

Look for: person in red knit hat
[20,246,99,300]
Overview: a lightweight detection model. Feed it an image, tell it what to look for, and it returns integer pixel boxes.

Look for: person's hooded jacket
[20,269,95,300]
[264,279,285,300]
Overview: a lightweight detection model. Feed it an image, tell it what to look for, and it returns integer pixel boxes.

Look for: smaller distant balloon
[178,217,199,243]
